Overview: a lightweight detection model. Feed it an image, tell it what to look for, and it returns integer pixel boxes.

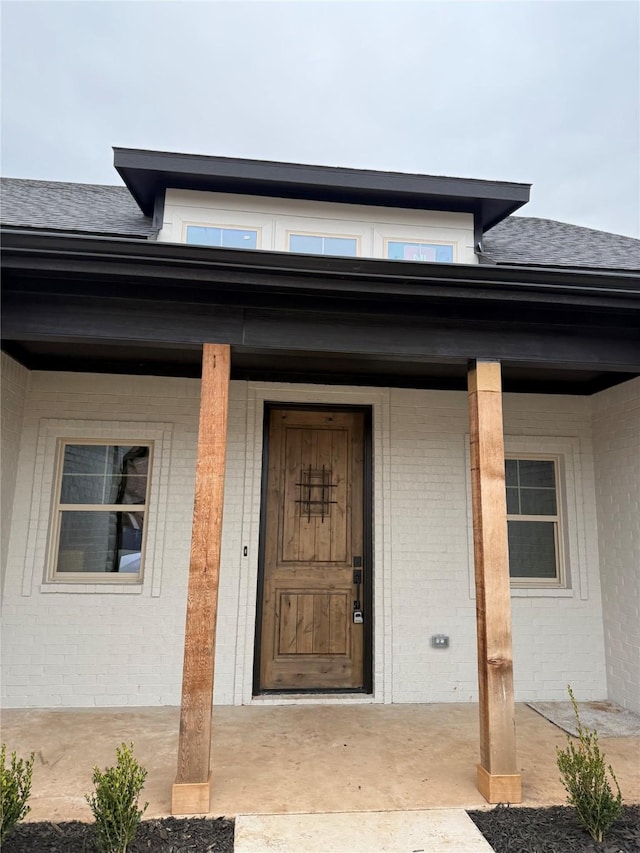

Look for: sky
[1,0,639,237]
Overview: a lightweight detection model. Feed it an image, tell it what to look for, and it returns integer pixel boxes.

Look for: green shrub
[86,742,148,853]
[1,743,35,842]
[556,685,623,843]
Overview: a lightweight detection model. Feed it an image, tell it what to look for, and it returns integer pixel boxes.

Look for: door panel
[259,408,365,690]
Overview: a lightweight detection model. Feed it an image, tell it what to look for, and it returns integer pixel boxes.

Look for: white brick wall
[389,389,606,704]
[592,377,640,712]
[1,370,245,707]
[2,370,613,708]
[1,354,29,597]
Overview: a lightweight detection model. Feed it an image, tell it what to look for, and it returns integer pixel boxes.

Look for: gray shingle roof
[483,216,640,270]
[0,178,155,238]
[2,178,638,270]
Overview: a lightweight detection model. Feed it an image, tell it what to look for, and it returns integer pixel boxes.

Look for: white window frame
[383,237,456,263]
[505,453,566,589]
[183,223,262,249]
[21,419,171,597]
[465,435,589,599]
[47,439,153,584]
[286,229,361,257]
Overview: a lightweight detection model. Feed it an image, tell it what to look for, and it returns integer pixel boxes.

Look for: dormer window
[289,233,358,257]
[387,240,454,263]
[186,225,258,249]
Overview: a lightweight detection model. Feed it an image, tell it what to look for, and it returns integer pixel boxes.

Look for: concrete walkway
[2,702,638,822]
[235,809,493,852]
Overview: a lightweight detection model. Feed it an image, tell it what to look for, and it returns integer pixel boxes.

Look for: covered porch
[2,229,639,818]
[5,703,639,821]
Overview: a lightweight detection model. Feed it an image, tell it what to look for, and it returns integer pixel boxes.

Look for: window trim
[286,229,361,257]
[384,237,456,263]
[465,435,588,599]
[505,453,566,588]
[22,419,171,597]
[183,222,262,249]
[47,439,153,584]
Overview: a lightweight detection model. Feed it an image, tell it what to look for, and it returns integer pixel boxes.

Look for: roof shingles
[2,177,638,270]
[0,178,155,238]
[483,216,640,270]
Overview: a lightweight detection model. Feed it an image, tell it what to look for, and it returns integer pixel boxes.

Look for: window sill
[510,587,574,598]
[39,582,144,595]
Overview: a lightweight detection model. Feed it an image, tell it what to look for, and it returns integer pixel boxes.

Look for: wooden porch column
[468,360,522,804]
[172,344,230,815]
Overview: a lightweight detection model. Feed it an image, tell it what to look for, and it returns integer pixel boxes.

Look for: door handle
[353,566,363,623]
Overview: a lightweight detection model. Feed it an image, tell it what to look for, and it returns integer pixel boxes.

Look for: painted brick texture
[1,369,247,708]
[390,389,606,704]
[592,378,640,712]
[1,354,29,593]
[1,369,620,709]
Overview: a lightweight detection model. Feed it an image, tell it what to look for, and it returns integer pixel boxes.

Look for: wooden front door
[258,407,367,691]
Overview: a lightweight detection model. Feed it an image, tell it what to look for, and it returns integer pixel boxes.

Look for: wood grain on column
[172,343,230,814]
[468,360,521,804]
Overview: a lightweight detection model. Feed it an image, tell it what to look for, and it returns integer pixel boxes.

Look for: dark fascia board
[113,147,531,232]
[3,229,639,310]
[0,223,153,240]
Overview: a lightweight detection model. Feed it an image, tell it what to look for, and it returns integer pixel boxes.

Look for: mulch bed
[468,804,640,852]
[3,816,234,852]
[4,806,640,851]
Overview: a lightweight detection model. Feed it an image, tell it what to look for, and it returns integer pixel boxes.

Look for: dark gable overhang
[113,148,531,234]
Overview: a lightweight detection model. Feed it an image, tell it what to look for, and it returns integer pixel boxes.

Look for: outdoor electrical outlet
[431,634,449,649]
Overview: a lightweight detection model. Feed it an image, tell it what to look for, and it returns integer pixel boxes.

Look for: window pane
[289,234,357,256]
[57,511,144,574]
[290,234,323,254]
[505,459,518,486]
[506,487,520,514]
[434,245,454,262]
[221,228,257,249]
[520,487,557,516]
[508,520,557,578]
[387,241,453,262]
[186,226,222,246]
[63,444,110,475]
[186,226,257,249]
[61,446,148,505]
[518,460,555,488]
[61,475,148,505]
[323,237,358,257]
[387,241,409,260]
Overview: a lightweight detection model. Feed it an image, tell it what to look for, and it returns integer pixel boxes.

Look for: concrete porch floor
[2,703,639,822]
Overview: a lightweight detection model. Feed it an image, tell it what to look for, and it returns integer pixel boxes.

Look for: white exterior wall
[2,371,609,708]
[158,189,478,265]
[1,354,30,597]
[592,377,640,712]
[390,389,606,704]
[2,371,209,707]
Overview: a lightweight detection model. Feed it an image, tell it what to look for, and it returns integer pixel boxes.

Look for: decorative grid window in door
[296,466,337,522]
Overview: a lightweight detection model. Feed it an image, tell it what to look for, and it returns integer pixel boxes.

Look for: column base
[477,764,522,804]
[171,772,212,815]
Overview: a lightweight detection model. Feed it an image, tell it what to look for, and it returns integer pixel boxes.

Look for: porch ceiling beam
[172,343,230,816]
[468,360,522,804]
[6,284,640,334]
[4,293,640,373]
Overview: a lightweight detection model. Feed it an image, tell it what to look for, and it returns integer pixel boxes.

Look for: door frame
[253,402,374,695]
